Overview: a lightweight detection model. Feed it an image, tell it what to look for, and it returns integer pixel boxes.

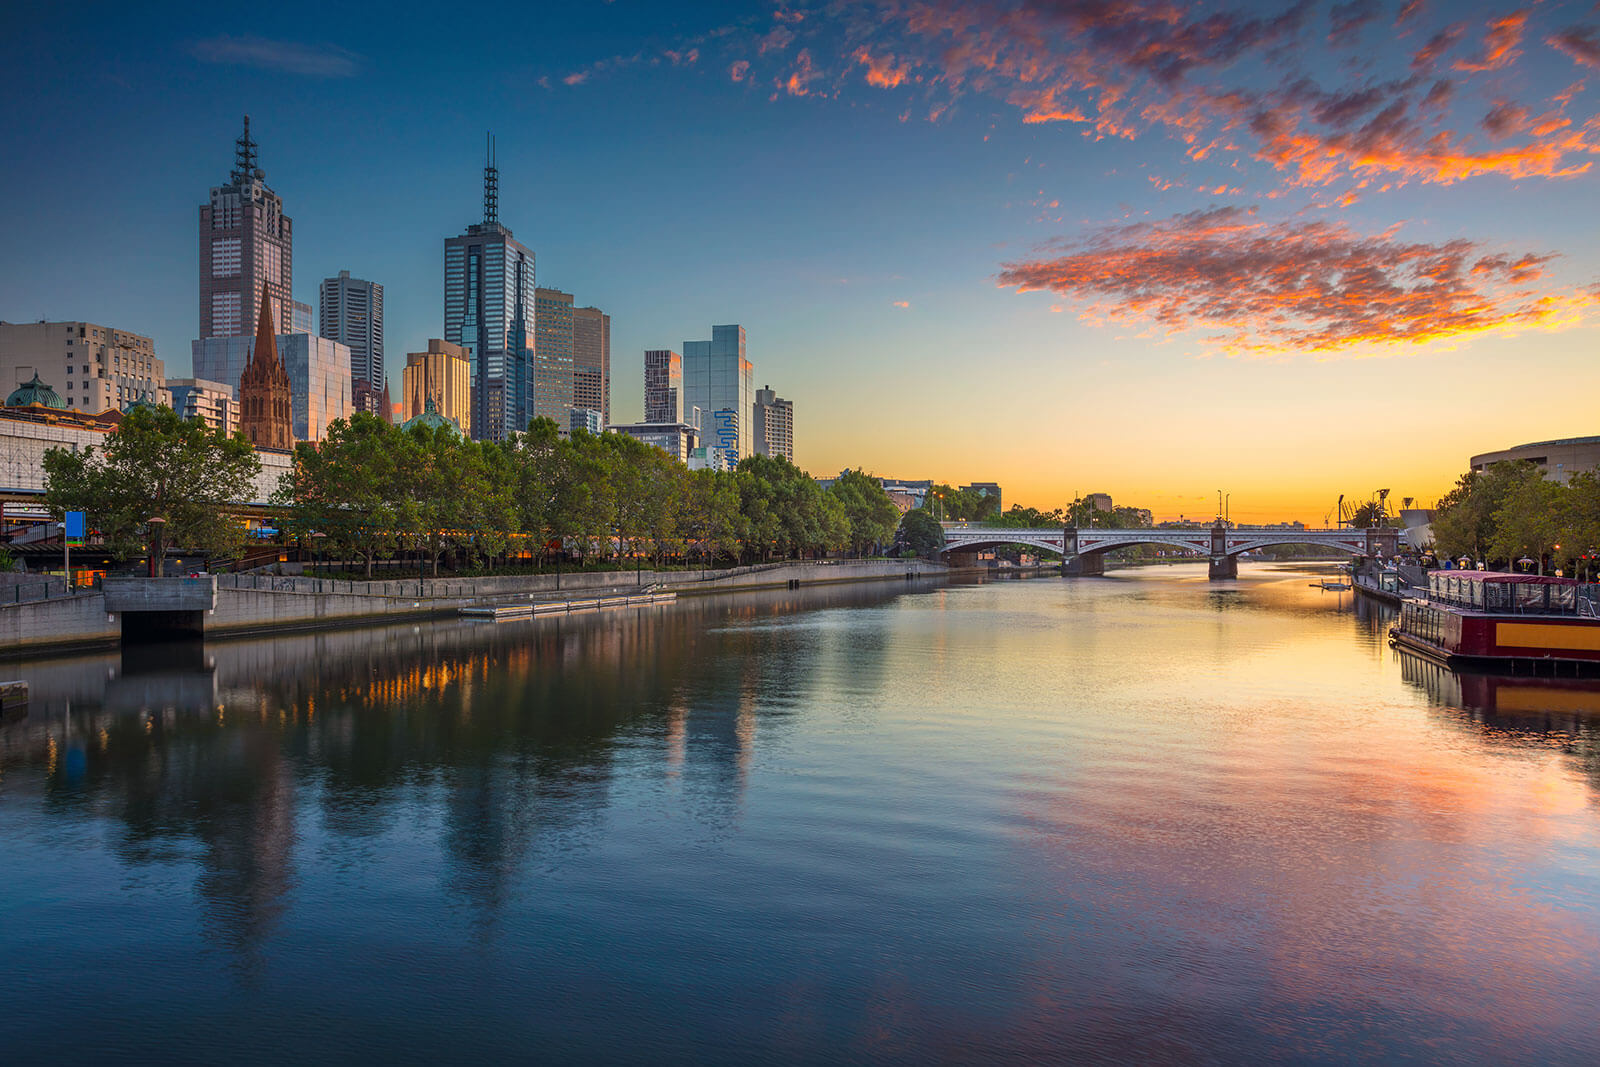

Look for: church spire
[253,288,279,368]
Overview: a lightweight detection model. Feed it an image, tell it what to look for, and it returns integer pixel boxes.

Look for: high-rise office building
[753,385,793,462]
[199,117,298,343]
[0,320,170,413]
[444,138,535,442]
[320,271,384,417]
[573,305,610,427]
[533,287,574,424]
[683,325,753,461]
[643,349,682,424]
[402,339,473,433]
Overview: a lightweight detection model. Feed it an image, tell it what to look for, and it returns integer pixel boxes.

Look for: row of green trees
[282,414,901,575]
[1431,461,1600,575]
[44,407,904,576]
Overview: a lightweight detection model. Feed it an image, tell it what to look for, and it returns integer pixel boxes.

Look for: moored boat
[1389,570,1600,669]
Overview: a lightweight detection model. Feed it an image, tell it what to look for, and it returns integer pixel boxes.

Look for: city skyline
[3,2,1598,521]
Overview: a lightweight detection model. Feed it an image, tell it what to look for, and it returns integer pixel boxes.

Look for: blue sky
[4,1,1598,520]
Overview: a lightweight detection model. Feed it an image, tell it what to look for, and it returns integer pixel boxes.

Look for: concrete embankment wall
[1,560,947,654]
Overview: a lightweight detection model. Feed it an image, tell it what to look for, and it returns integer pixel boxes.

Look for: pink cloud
[997,207,1600,356]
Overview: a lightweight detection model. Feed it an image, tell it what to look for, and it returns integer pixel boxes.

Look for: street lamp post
[311,531,327,578]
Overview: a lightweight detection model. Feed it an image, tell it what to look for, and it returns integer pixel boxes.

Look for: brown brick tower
[240,293,293,450]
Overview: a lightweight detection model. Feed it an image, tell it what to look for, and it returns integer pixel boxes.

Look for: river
[3,564,1599,1063]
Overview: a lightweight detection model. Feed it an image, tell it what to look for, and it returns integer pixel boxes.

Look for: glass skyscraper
[444,144,534,442]
[682,325,753,462]
[533,287,574,425]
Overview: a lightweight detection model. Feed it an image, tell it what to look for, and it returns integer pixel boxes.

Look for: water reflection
[0,583,924,966]
[4,567,1600,1062]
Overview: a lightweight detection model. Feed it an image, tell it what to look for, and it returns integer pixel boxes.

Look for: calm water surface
[4,564,1600,1063]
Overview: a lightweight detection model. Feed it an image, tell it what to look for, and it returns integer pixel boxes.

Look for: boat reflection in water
[1398,644,1600,767]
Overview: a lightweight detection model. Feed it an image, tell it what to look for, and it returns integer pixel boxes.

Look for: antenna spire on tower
[233,115,259,183]
[483,132,499,225]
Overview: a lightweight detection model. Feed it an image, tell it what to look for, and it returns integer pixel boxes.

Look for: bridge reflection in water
[940,523,1401,579]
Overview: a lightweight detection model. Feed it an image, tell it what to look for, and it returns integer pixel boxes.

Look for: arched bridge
[940,524,1400,579]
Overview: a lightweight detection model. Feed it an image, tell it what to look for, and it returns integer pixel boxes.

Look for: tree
[828,469,899,556]
[897,508,945,558]
[277,412,404,578]
[43,405,261,565]
[1487,475,1564,574]
[1431,462,1542,565]
[1347,499,1394,529]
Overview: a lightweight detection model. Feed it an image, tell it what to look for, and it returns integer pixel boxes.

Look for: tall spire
[483,132,498,225]
[232,115,260,184]
[253,288,279,369]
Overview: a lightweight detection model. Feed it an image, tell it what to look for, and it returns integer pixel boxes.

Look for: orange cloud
[892,300,911,308]
[731,59,751,82]
[784,48,817,96]
[1452,10,1527,73]
[996,207,1600,356]
[853,47,910,88]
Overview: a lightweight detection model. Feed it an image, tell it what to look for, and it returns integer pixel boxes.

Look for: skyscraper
[753,385,794,462]
[320,271,384,417]
[683,325,753,461]
[643,349,683,424]
[444,138,535,442]
[573,305,610,427]
[199,117,298,342]
[533,287,574,424]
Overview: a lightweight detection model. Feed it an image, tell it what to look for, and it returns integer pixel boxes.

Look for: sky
[3,0,1598,523]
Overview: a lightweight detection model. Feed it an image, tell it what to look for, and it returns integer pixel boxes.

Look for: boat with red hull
[1389,570,1600,670]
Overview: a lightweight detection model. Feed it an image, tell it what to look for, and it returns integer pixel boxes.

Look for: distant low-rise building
[961,482,1002,511]
[688,445,733,472]
[1470,437,1600,484]
[167,378,239,436]
[402,339,472,434]
[0,320,170,413]
[611,421,697,462]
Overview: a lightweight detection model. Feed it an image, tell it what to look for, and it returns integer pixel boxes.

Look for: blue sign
[64,510,86,546]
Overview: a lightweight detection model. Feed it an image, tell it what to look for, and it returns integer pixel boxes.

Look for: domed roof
[6,373,66,410]
[401,394,460,436]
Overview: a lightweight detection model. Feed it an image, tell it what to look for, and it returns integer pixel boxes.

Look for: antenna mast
[483,132,499,225]
[233,115,259,183]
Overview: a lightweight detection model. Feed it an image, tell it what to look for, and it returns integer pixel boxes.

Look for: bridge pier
[1208,555,1238,580]
[102,577,218,643]
[1063,553,1105,577]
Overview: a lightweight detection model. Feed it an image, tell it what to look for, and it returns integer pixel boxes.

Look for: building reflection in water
[0,582,920,962]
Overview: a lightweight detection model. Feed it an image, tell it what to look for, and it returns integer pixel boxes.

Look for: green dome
[401,394,460,435]
[6,372,66,409]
